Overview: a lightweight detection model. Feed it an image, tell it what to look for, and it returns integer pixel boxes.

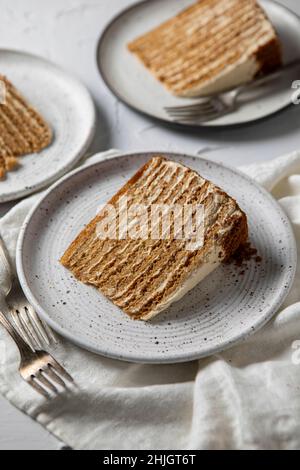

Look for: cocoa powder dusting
[224,241,262,274]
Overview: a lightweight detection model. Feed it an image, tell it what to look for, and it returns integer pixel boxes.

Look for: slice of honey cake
[61,156,248,321]
[128,0,282,97]
[0,75,52,179]
[0,138,19,179]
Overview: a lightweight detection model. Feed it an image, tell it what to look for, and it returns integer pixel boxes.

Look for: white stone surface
[0,0,299,450]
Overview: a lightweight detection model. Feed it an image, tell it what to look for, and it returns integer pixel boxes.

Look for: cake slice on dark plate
[128,0,282,97]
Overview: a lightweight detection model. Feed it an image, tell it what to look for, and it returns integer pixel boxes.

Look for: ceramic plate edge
[0,48,96,203]
[96,0,300,130]
[16,151,298,363]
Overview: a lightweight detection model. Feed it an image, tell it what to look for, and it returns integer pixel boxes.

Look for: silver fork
[7,279,58,350]
[0,307,73,398]
[165,59,300,122]
[0,235,57,350]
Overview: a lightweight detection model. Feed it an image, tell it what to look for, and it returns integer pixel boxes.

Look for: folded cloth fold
[0,149,300,450]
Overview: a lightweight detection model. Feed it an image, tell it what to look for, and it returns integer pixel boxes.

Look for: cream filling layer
[176,27,277,97]
[141,250,222,321]
[178,56,259,97]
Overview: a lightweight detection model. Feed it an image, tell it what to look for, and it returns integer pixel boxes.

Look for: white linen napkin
[0,149,300,450]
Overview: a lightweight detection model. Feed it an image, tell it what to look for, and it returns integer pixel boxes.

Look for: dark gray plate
[97,0,300,128]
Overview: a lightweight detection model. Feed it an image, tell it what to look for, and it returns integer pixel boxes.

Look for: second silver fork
[8,279,58,350]
[164,59,300,122]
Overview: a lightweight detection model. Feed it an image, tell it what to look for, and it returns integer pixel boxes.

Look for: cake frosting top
[61,156,248,320]
[128,0,282,97]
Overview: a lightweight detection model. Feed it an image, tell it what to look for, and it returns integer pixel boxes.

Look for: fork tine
[35,370,58,394]
[174,112,219,121]
[10,309,36,351]
[165,101,213,111]
[165,105,213,114]
[27,377,50,399]
[167,101,219,113]
[7,275,58,348]
[166,107,219,119]
[12,310,42,351]
[165,105,215,115]
[49,359,74,383]
[45,326,58,344]
[26,306,51,346]
[168,110,218,120]
[46,365,67,388]
[19,308,44,350]
[167,107,216,117]
[170,110,221,123]
[35,312,58,345]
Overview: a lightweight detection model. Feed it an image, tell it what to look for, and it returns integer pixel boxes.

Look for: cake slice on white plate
[61,156,248,321]
[128,0,282,97]
[0,75,52,179]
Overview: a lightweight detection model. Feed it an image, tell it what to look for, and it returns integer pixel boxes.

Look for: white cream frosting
[180,57,259,97]
[141,250,221,321]
[177,28,276,97]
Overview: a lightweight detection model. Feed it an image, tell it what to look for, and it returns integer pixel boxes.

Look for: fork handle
[234,60,300,98]
[234,74,279,98]
[0,298,33,357]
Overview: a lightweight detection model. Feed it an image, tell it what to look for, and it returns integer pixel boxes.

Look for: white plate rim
[16,151,297,363]
[96,0,300,129]
[0,48,96,203]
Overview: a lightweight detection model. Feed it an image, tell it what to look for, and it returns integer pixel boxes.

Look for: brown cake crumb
[224,241,262,273]
[5,156,19,171]
[0,154,19,180]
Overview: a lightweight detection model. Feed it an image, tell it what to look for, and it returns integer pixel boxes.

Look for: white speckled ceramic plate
[0,49,96,203]
[16,152,297,363]
[97,0,300,128]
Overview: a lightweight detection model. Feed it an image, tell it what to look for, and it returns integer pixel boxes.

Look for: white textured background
[0,0,300,449]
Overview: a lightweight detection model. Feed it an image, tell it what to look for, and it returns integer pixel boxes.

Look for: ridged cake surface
[61,156,248,320]
[0,75,52,179]
[128,0,282,97]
